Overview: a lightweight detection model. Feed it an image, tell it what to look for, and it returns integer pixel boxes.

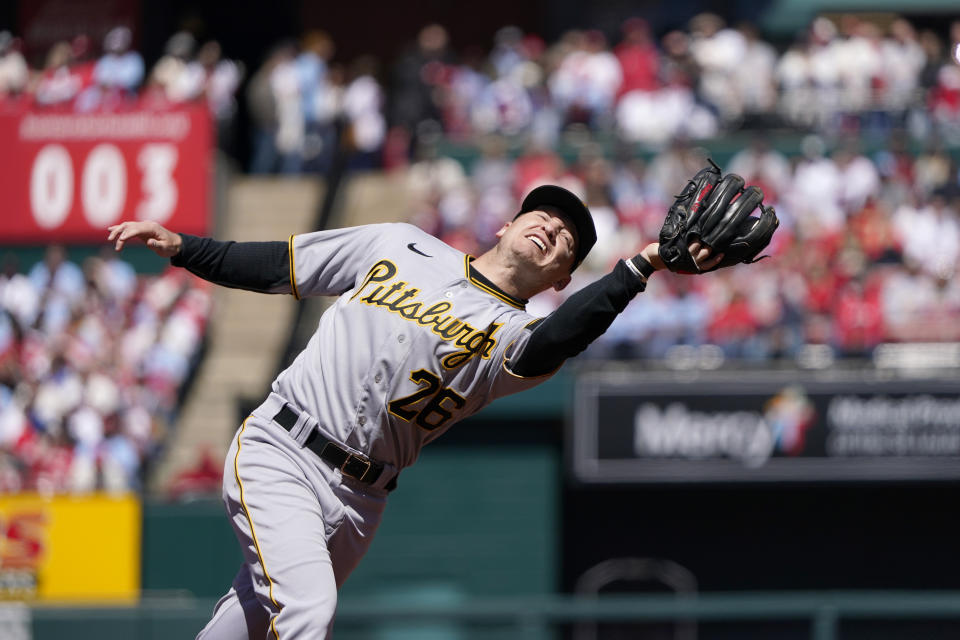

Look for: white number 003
[29,143,178,229]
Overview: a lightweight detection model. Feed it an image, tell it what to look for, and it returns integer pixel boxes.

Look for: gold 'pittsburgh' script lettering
[352,260,501,369]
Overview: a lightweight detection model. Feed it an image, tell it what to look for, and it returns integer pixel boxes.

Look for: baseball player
[108,166,776,640]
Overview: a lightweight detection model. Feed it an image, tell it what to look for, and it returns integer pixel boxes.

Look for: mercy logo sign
[633,387,816,467]
[634,403,774,466]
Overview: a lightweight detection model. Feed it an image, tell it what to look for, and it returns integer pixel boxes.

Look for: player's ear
[495,221,511,239]
[552,275,572,292]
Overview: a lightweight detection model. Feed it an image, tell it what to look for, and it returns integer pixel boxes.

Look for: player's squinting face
[502,207,578,276]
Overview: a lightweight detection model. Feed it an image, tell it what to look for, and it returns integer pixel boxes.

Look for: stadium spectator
[490,26,527,80]
[82,25,144,111]
[548,29,622,129]
[689,13,747,123]
[343,56,386,168]
[147,31,201,104]
[727,137,792,202]
[470,54,535,137]
[390,23,453,153]
[834,142,881,212]
[928,59,960,142]
[247,44,287,173]
[774,36,814,128]
[0,31,28,100]
[271,41,306,173]
[785,135,846,236]
[894,190,960,279]
[736,22,778,121]
[197,40,244,154]
[882,19,925,116]
[644,140,706,203]
[609,154,661,233]
[512,138,567,198]
[832,276,885,356]
[33,36,94,107]
[296,30,336,172]
[615,18,659,97]
[832,16,884,127]
[848,198,900,263]
[441,46,488,137]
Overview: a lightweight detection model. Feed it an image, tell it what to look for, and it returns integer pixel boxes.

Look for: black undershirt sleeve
[170,234,291,293]
[509,260,647,377]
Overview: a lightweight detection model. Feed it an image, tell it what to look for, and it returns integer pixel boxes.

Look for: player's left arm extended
[508,242,725,377]
[508,250,656,377]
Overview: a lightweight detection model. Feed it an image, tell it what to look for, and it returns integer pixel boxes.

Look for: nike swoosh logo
[407,243,432,257]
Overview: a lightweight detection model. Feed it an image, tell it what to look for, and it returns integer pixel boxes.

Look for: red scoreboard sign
[0,105,212,243]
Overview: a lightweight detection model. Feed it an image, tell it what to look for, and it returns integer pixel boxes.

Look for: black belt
[272,405,388,487]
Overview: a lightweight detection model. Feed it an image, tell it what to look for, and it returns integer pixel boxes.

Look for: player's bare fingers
[702,252,724,270]
[688,241,714,261]
[114,224,140,251]
[107,223,125,241]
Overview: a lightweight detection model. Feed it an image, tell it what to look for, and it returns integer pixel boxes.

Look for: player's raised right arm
[107,221,293,295]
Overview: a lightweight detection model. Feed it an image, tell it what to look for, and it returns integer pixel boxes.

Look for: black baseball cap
[516,185,597,272]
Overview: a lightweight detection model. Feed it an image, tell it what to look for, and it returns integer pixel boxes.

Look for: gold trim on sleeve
[288,235,301,300]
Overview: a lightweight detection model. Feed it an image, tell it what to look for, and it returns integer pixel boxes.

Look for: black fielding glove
[657,161,779,273]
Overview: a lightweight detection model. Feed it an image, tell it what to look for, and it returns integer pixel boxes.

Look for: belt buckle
[341,454,371,481]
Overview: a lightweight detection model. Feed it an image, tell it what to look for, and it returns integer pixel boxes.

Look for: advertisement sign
[0,494,140,602]
[572,370,960,483]
[0,106,212,243]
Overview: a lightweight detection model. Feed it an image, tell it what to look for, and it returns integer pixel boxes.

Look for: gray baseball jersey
[197,222,554,640]
[277,221,547,468]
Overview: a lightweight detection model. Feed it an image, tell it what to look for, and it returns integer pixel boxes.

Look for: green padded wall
[141,499,243,599]
[342,444,560,599]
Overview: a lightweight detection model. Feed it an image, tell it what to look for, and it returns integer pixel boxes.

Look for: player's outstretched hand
[635,241,724,274]
[107,221,182,257]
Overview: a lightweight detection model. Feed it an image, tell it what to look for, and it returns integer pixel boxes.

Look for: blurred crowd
[403,133,960,362]
[238,14,960,171]
[0,248,211,492]
[245,32,385,174]
[0,26,244,150]
[3,14,959,171]
[386,14,960,153]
